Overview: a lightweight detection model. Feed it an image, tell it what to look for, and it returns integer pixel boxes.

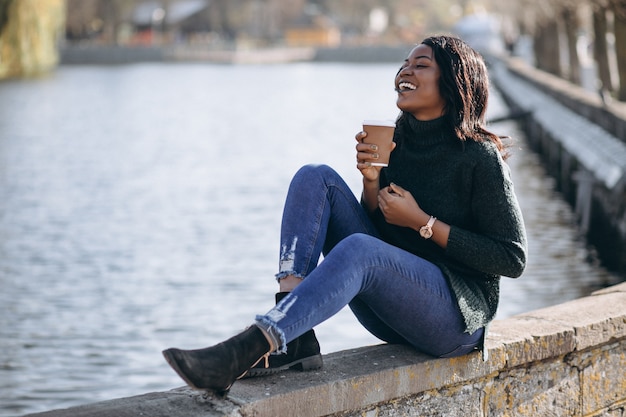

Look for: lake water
[0,62,619,416]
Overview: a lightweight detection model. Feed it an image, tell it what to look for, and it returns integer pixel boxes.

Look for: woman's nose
[398,66,412,77]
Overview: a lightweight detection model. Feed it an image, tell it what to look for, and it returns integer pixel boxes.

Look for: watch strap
[426,216,436,228]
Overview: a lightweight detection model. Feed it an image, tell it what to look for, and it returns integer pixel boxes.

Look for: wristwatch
[419,216,437,239]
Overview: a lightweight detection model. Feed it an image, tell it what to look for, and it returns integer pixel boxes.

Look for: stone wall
[24,283,626,417]
[0,0,65,79]
[503,57,626,145]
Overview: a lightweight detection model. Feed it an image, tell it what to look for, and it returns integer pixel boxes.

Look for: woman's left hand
[377,183,422,227]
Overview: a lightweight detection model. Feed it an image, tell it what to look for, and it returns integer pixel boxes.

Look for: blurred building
[284,9,340,47]
[130,0,211,45]
[65,0,343,47]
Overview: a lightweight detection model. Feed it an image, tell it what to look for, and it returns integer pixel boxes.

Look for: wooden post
[573,169,595,234]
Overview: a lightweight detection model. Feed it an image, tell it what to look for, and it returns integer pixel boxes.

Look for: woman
[162,35,527,395]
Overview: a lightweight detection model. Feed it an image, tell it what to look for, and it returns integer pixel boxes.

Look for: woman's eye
[397,62,426,73]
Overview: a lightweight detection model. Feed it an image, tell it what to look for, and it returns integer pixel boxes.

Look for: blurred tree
[212,0,236,40]
[66,0,140,43]
[592,2,613,93]
[612,0,626,100]
[250,0,307,43]
[1,0,65,78]
[534,12,562,76]
[100,0,124,44]
[485,0,626,100]
[561,2,581,84]
[66,0,100,40]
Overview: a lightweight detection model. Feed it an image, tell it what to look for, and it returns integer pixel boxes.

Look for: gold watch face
[419,226,433,239]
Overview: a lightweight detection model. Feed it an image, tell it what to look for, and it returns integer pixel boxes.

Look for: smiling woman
[394,43,447,121]
[162,35,527,397]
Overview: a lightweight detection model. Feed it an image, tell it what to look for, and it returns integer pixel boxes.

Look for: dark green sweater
[371,113,527,334]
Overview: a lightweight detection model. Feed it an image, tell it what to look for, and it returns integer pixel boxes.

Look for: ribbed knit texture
[370,113,527,334]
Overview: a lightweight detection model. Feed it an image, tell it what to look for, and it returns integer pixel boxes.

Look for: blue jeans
[255,165,483,358]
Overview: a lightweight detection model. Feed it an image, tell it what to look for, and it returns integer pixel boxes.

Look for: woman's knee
[293,164,338,184]
[334,233,382,256]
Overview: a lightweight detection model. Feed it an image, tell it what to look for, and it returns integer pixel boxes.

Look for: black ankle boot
[243,292,323,378]
[162,325,271,395]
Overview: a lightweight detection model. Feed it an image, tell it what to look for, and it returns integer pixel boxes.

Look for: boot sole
[243,353,323,377]
[162,349,231,396]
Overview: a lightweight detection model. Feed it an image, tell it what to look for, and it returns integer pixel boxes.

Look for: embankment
[25,282,626,417]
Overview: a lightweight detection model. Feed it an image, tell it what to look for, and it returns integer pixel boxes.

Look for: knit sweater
[370,113,527,334]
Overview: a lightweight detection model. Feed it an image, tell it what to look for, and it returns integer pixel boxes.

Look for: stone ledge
[488,281,626,367]
[505,56,626,141]
[490,58,626,192]
[25,283,626,417]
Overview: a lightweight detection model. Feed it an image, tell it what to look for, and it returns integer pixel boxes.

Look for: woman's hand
[377,183,422,227]
[355,130,395,182]
[357,130,382,211]
[379,183,450,248]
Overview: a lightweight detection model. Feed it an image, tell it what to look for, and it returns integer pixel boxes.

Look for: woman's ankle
[278,275,303,292]
[255,325,277,352]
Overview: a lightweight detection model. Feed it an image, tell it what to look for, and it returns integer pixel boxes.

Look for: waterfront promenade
[3,3,625,413]
[490,55,626,278]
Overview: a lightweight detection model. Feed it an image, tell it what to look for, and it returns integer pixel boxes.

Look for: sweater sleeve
[445,149,527,278]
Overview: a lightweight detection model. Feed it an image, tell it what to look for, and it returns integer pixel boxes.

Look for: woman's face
[395,44,446,121]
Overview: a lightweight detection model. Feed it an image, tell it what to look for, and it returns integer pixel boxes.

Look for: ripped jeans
[255,165,483,358]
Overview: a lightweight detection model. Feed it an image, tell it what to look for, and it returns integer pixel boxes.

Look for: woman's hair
[404,35,508,158]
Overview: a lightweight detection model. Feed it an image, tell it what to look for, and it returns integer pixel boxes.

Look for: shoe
[162,325,270,395]
[242,292,323,378]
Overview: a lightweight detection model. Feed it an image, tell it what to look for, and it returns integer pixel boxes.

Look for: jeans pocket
[438,343,478,358]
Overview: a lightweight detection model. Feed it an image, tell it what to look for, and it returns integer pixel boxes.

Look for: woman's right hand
[355,130,382,182]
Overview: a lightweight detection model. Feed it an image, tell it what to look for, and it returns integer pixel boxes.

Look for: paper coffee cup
[362,120,396,167]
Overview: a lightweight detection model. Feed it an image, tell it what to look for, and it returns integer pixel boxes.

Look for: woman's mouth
[396,81,417,93]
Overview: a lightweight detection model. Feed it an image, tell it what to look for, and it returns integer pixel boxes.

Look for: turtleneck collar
[396,112,454,147]
[406,113,446,131]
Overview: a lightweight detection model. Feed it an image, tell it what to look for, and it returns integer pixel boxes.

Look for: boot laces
[251,352,270,369]
[237,352,270,380]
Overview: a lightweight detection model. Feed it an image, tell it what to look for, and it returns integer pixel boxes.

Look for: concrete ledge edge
[24,282,626,417]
